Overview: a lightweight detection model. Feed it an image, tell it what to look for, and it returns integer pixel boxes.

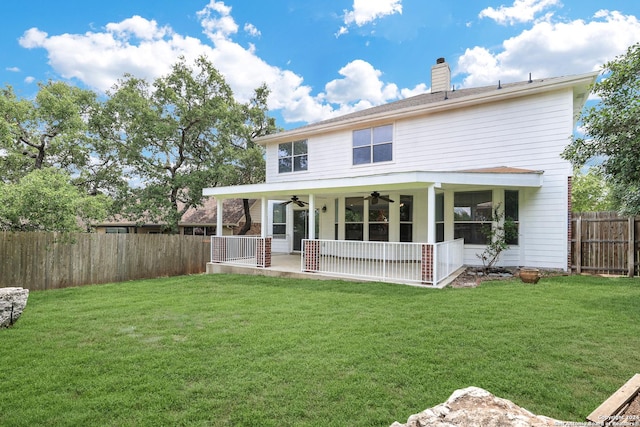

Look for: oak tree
[94,56,275,233]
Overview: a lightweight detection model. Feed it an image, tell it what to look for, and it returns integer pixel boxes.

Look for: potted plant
[519,268,540,284]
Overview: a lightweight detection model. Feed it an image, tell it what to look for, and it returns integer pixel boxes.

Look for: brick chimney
[431,57,450,93]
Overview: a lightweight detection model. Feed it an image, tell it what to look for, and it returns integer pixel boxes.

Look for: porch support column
[427,184,436,244]
[216,198,223,236]
[213,198,225,263]
[308,194,316,240]
[303,194,319,272]
[422,184,437,285]
[261,197,268,238]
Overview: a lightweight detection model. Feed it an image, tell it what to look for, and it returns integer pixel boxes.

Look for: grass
[1,274,639,426]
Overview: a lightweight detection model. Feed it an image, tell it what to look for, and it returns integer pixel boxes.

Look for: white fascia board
[203,170,543,199]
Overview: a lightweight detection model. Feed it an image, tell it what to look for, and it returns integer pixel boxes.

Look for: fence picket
[571,212,639,276]
[0,232,211,290]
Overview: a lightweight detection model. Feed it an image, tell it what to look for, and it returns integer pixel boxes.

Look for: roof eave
[203,170,543,199]
[256,71,599,146]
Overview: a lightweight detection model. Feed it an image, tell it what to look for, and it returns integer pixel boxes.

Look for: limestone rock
[0,287,29,328]
[391,386,564,427]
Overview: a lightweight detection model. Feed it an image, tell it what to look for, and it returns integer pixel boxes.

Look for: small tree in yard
[0,168,110,232]
[476,203,518,275]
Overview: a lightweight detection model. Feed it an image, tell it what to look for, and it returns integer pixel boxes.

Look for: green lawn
[1,274,639,426]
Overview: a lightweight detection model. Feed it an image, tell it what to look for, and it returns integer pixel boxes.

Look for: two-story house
[203,58,597,287]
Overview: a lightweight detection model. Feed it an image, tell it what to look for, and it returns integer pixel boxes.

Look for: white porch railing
[434,238,465,284]
[210,236,271,268]
[301,238,464,286]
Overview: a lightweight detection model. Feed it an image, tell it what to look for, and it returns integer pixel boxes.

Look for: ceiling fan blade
[379,196,395,203]
[296,200,306,207]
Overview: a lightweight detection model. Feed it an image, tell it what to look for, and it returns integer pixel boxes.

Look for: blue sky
[2,0,640,129]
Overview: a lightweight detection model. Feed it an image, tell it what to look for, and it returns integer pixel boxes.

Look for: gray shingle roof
[295,78,549,130]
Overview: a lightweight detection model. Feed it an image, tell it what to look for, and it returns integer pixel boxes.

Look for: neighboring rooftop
[99,198,257,227]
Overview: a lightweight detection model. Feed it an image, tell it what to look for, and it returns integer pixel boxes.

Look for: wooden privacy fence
[0,232,211,291]
[571,212,639,277]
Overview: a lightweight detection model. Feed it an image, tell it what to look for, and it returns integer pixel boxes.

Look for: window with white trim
[352,124,393,165]
[369,198,390,242]
[278,140,308,173]
[505,190,519,245]
[436,193,444,243]
[400,195,413,242]
[345,197,364,240]
[272,204,286,239]
[454,190,519,245]
[454,191,492,244]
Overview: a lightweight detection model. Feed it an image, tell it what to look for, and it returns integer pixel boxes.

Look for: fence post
[629,217,635,278]
[575,216,582,274]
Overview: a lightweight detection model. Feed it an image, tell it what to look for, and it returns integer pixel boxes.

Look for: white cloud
[15,0,416,126]
[18,24,204,92]
[243,23,261,37]
[197,0,238,40]
[335,26,349,37]
[479,0,561,25]
[458,10,640,88]
[19,28,48,48]
[6,66,20,72]
[338,0,402,36]
[105,15,170,40]
[400,83,428,98]
[24,76,36,84]
[324,60,398,105]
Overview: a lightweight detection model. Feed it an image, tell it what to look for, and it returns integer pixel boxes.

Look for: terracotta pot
[520,268,540,284]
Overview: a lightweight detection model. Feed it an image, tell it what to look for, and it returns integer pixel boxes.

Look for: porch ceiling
[203,169,543,200]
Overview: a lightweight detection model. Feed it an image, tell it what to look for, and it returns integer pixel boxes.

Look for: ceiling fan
[281,195,308,207]
[365,191,394,205]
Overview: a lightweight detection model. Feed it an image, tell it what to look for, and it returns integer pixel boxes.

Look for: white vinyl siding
[263,89,574,269]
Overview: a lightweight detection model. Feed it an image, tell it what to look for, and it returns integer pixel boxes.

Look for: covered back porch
[207,236,464,287]
[203,169,543,288]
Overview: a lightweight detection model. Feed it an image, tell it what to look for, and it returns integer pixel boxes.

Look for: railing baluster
[299,238,463,286]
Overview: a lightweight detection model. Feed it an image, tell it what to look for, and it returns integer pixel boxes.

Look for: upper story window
[352,124,393,165]
[278,140,308,173]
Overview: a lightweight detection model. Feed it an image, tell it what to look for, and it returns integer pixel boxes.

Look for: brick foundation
[304,240,320,272]
[257,237,272,268]
[421,244,433,284]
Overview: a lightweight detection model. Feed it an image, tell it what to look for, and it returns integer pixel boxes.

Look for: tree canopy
[93,56,276,232]
[0,169,110,232]
[571,168,617,213]
[0,56,276,233]
[0,81,114,231]
[562,42,640,215]
[0,81,98,179]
